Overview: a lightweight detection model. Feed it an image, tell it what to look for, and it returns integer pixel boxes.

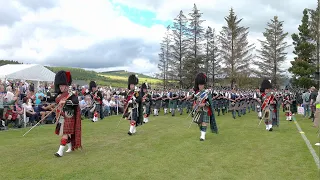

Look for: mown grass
[0,111,319,180]
[294,113,320,156]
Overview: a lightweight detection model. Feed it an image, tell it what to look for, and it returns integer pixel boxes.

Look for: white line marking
[294,120,320,169]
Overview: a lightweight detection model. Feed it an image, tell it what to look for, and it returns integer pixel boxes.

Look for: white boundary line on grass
[293,120,320,169]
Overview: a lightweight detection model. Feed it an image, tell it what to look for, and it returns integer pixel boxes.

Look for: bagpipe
[23,86,76,137]
[142,92,150,102]
[258,93,275,126]
[190,90,209,125]
[122,90,139,119]
[88,90,102,113]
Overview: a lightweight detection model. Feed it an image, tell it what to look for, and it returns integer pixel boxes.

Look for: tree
[289,59,316,88]
[157,26,172,89]
[219,8,254,88]
[157,45,166,88]
[183,4,206,87]
[256,16,290,88]
[289,8,317,88]
[204,26,220,86]
[170,11,188,88]
[309,1,320,88]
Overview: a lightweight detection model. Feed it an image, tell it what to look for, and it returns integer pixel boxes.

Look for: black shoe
[200,138,204,141]
[54,153,62,157]
[128,132,132,136]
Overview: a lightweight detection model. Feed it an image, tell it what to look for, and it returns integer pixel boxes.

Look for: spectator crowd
[0,79,127,130]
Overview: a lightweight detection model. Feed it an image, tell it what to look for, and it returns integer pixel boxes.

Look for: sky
[0,0,317,77]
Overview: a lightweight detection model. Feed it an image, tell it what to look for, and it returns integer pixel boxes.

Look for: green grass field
[99,74,163,85]
[1,111,319,180]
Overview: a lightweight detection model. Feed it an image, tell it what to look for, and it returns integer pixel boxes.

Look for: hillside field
[1,112,319,179]
[47,67,164,88]
[99,71,163,88]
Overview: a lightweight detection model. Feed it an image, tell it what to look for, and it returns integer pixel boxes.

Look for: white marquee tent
[0,64,56,128]
[0,64,55,82]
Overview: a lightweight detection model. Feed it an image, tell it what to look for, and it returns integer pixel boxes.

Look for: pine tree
[309,1,320,87]
[256,16,290,88]
[157,45,166,88]
[170,11,188,88]
[204,26,220,86]
[157,26,172,88]
[183,4,205,87]
[219,8,254,88]
[289,8,317,88]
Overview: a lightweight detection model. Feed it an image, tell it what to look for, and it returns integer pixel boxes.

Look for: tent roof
[0,64,56,82]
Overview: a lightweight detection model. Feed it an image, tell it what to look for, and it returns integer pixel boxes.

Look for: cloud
[113,0,317,71]
[0,0,166,72]
[16,0,57,11]
[0,0,318,76]
[0,1,26,26]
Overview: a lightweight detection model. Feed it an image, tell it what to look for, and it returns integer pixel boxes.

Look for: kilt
[130,107,138,121]
[55,115,75,136]
[170,100,177,109]
[193,111,209,124]
[143,104,151,115]
[95,104,101,112]
[162,101,168,108]
[201,111,210,123]
[155,101,161,109]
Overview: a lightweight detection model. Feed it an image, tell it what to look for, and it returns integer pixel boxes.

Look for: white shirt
[109,100,116,106]
[103,99,110,106]
[5,91,14,102]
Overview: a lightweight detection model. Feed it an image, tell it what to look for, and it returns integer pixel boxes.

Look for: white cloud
[0,0,166,72]
[0,0,317,77]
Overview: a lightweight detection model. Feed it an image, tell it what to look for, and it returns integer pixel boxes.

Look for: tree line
[0,60,22,66]
[157,2,320,89]
[289,1,320,89]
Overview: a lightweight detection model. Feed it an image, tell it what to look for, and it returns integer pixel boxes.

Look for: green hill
[0,60,163,88]
[99,70,163,88]
[101,70,154,79]
[47,67,163,88]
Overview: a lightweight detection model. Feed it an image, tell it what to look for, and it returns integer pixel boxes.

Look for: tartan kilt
[155,101,161,109]
[95,104,101,112]
[55,116,75,136]
[201,112,210,123]
[162,101,168,108]
[171,100,177,109]
[129,108,138,121]
[143,104,151,115]
[193,111,209,124]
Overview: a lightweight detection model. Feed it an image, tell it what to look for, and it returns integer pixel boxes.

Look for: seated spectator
[4,105,20,128]
[109,97,117,115]
[103,96,110,116]
[35,90,45,105]
[4,86,15,103]
[79,96,88,118]
[22,97,39,126]
[14,100,24,125]
[39,102,55,124]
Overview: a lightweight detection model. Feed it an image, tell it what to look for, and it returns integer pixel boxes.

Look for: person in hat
[54,71,82,157]
[140,82,152,123]
[260,79,275,131]
[191,73,218,141]
[89,81,103,122]
[123,74,142,135]
[283,88,293,121]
